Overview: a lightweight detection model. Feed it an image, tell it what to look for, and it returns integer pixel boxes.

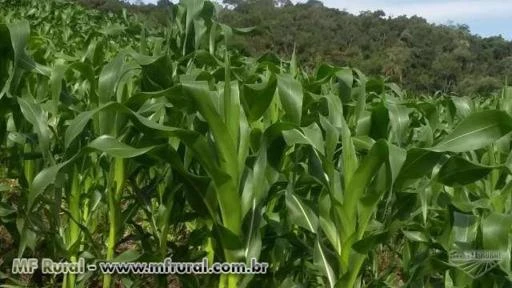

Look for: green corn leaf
[17,96,52,162]
[98,54,130,135]
[341,140,388,238]
[112,249,141,263]
[242,200,263,262]
[394,148,444,188]
[3,21,49,94]
[182,0,205,55]
[342,117,358,190]
[49,59,69,113]
[88,135,156,158]
[437,156,498,186]
[139,55,174,92]
[314,238,336,288]
[433,110,512,153]
[335,68,353,100]
[449,96,472,119]
[369,102,389,141]
[28,156,77,209]
[319,194,341,255]
[181,81,241,236]
[282,124,325,156]
[64,102,224,184]
[402,230,429,243]
[285,186,318,233]
[352,76,367,129]
[212,223,243,261]
[181,81,238,173]
[387,101,410,146]
[352,230,389,253]
[277,74,303,125]
[241,148,270,218]
[500,86,512,116]
[16,217,37,258]
[241,74,277,122]
[387,144,407,185]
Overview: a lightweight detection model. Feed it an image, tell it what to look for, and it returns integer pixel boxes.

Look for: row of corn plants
[1,0,512,287]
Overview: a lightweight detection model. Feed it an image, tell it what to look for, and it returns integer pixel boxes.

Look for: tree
[223,0,243,6]
[82,0,512,95]
[305,0,323,7]
[157,0,171,7]
[274,0,292,7]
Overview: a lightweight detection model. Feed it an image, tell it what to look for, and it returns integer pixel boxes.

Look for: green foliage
[218,1,512,96]
[1,1,512,288]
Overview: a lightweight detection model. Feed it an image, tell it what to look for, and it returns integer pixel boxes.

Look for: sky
[130,0,512,39]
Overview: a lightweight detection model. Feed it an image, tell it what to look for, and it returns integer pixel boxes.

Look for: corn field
[1,0,512,287]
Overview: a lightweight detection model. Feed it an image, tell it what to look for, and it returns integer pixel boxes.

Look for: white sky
[323,0,512,22]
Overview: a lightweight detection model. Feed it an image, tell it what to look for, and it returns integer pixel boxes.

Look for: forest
[79,0,512,95]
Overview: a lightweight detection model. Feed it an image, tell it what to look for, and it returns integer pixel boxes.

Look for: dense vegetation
[77,0,512,96]
[218,0,512,96]
[1,0,512,288]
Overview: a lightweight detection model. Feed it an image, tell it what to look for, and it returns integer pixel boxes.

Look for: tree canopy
[78,0,512,95]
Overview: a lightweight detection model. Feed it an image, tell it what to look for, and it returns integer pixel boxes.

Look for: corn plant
[1,0,512,288]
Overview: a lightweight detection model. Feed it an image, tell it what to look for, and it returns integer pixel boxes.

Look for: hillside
[220,1,512,95]
[76,0,512,96]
